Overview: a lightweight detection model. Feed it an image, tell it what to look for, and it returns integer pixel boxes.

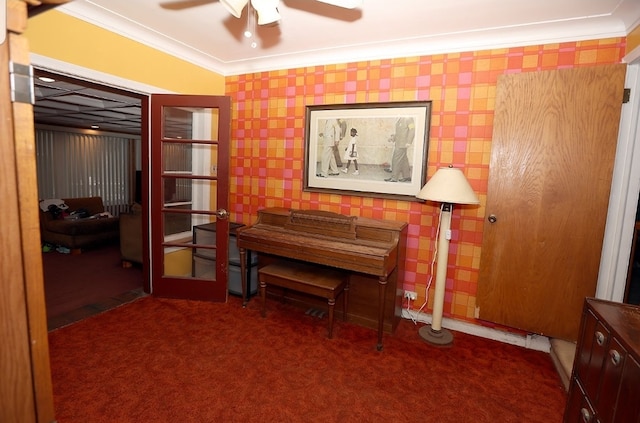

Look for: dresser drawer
[597,337,626,423]
[614,354,640,423]
[565,378,595,423]
[575,310,610,401]
[564,299,640,423]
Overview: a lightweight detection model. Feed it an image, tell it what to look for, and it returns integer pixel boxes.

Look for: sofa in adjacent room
[39,196,120,253]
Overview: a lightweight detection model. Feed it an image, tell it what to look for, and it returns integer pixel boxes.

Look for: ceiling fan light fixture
[220,0,249,18]
[251,0,281,25]
[256,8,280,25]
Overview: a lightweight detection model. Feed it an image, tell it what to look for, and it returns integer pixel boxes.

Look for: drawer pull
[609,349,621,366]
[595,331,605,346]
[580,407,592,422]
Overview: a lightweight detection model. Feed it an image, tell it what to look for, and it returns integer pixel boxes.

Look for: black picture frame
[303,100,432,201]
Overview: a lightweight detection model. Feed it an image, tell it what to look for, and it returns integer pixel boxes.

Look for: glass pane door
[150,95,230,301]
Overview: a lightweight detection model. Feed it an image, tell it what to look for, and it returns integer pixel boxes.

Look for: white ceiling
[58,0,640,76]
[32,0,640,135]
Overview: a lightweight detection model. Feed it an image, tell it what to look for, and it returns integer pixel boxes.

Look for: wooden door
[1,1,55,422]
[477,64,627,341]
[150,95,232,301]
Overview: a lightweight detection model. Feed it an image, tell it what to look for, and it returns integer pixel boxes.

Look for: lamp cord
[407,203,443,324]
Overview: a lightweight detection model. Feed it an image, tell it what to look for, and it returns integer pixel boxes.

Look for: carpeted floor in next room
[47,294,568,423]
[42,242,146,330]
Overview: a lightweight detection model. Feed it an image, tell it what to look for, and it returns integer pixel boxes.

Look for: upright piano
[237,207,407,350]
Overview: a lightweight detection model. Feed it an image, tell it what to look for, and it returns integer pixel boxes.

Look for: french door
[149,95,231,301]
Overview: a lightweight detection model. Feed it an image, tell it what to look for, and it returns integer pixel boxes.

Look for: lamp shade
[220,0,249,18]
[417,166,479,205]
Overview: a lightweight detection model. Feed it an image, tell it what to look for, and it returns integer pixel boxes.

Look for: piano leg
[239,247,248,307]
[377,276,387,351]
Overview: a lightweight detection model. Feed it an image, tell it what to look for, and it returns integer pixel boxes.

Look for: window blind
[35,128,134,217]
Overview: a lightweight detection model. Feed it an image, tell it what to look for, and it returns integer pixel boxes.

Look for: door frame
[598,47,640,302]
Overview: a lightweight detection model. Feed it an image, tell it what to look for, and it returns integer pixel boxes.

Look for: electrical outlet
[404,291,417,301]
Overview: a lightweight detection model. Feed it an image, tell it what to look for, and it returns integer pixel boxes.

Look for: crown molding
[59,2,632,77]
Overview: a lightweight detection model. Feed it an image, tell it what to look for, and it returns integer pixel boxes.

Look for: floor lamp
[416,165,479,346]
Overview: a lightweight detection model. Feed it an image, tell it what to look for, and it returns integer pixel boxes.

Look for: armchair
[119,203,143,267]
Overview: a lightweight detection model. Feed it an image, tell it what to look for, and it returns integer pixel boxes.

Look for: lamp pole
[416,165,478,346]
[419,202,454,345]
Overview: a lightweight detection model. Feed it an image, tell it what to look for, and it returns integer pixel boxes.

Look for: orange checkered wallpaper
[225,38,626,326]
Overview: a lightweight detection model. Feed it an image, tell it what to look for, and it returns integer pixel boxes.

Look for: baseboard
[401,309,551,353]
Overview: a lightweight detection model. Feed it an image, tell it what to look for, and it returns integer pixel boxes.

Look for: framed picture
[303,101,431,201]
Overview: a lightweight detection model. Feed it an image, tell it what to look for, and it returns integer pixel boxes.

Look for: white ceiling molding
[49,0,640,76]
[223,19,629,76]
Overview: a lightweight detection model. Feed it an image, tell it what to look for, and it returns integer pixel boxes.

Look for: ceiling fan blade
[159,0,217,11]
[315,0,362,9]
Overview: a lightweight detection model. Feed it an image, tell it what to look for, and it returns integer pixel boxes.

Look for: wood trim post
[0,1,56,421]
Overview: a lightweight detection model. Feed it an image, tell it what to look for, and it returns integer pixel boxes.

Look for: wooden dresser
[564,298,640,423]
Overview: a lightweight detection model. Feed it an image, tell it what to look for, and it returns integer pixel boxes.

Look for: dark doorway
[33,69,147,327]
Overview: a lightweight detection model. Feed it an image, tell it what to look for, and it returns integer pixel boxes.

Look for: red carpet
[48,295,566,422]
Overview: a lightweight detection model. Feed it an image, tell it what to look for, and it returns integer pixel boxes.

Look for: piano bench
[258,261,349,339]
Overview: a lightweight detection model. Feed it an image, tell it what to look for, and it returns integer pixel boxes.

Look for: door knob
[488,214,497,223]
[215,209,229,219]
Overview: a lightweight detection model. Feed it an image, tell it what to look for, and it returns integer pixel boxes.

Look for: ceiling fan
[222,1,363,25]
[161,0,363,26]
